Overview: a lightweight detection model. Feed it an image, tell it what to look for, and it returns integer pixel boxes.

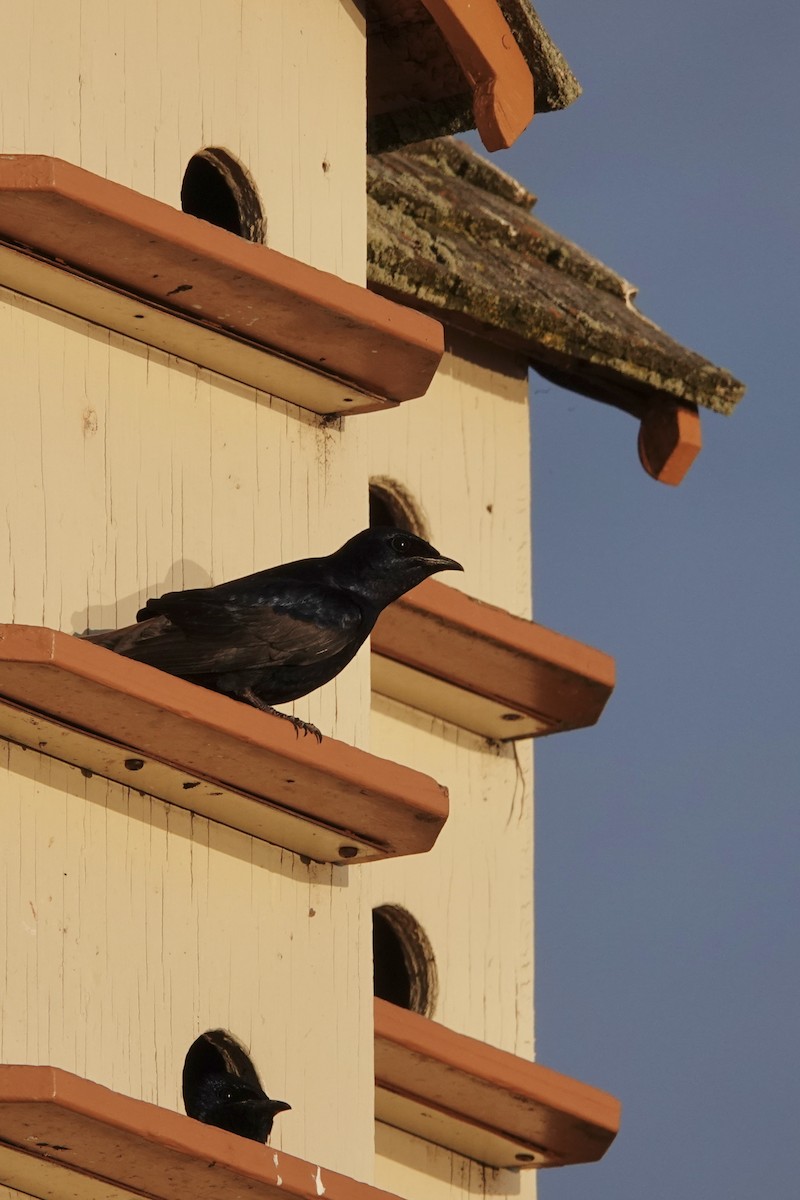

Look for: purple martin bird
[187,1073,291,1143]
[82,527,462,738]
[183,1029,290,1143]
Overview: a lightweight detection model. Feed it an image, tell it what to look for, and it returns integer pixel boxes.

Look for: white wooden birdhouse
[0,6,742,1200]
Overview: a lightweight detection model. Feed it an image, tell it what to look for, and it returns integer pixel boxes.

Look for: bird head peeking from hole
[188,1073,291,1143]
[82,527,463,741]
[182,1029,290,1144]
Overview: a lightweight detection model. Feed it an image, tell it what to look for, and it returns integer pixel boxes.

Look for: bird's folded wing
[118,585,363,676]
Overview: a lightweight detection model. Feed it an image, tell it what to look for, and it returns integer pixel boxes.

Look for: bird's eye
[391,535,412,555]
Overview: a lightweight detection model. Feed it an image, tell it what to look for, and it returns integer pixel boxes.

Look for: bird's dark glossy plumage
[82,527,462,737]
[187,1072,291,1143]
[182,1029,290,1144]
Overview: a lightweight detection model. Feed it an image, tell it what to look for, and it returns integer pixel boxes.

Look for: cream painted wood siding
[367,336,536,1200]
[0,312,374,1178]
[0,741,373,1172]
[1,7,538,1200]
[0,0,374,1182]
[0,0,366,281]
[367,335,532,616]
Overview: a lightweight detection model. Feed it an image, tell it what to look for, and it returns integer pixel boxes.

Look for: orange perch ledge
[0,1065,415,1200]
[371,581,615,740]
[420,0,535,151]
[0,154,444,416]
[374,999,620,1169]
[0,625,448,865]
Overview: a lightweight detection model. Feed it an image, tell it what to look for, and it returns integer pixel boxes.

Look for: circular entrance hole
[181,148,265,242]
[182,1029,263,1113]
[373,904,438,1016]
[368,478,428,538]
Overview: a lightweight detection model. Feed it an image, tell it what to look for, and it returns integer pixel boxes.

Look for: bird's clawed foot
[285,714,324,744]
[238,689,323,743]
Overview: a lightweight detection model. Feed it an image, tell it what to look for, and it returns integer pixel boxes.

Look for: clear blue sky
[473,3,798,1196]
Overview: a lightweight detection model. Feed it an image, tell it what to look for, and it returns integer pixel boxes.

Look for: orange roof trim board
[371,580,615,740]
[0,1065,417,1200]
[638,400,703,485]
[374,999,621,1168]
[0,624,448,865]
[0,154,444,416]
[420,0,535,150]
[366,1,579,153]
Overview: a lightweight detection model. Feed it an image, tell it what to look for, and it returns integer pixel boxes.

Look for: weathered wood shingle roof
[367,139,745,419]
[367,0,581,153]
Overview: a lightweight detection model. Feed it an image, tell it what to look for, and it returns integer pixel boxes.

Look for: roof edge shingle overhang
[367,0,580,154]
[368,139,746,485]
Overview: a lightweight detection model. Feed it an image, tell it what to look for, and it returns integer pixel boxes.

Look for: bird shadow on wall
[74,559,212,635]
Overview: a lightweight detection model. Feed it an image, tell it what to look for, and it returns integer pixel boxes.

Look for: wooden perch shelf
[0,625,448,865]
[371,581,615,740]
[0,154,444,416]
[374,1000,620,1169]
[0,1065,411,1200]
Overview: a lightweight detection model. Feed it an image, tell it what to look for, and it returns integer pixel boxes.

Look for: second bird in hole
[183,1029,290,1144]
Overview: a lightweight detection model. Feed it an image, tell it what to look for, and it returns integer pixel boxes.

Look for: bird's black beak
[270,1100,292,1114]
[429,555,463,573]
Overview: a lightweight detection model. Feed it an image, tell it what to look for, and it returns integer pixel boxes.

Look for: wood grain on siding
[0,742,374,1175]
[0,295,376,1172]
[367,340,535,1199]
[0,289,373,742]
[367,340,533,1042]
[0,0,366,280]
[367,334,532,615]
[0,1,375,1185]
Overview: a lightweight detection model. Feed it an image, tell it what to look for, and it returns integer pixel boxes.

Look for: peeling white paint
[314,1166,326,1196]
